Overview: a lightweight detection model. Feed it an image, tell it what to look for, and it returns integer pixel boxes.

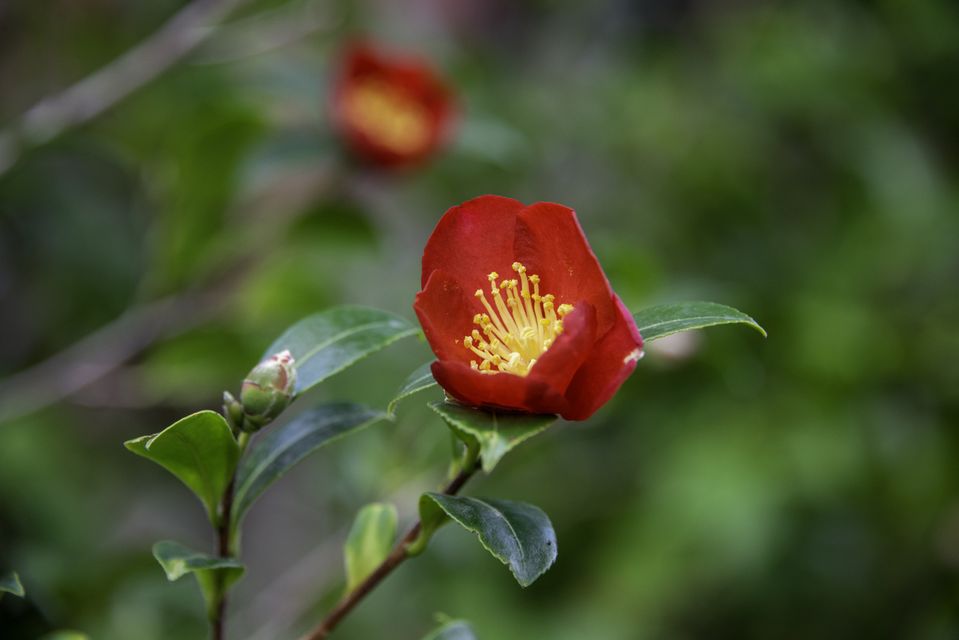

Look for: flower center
[462,262,573,377]
[342,78,432,155]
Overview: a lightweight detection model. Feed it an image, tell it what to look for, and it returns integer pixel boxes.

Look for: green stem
[299,459,480,640]
[211,430,251,640]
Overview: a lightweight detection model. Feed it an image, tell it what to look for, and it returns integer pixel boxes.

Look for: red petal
[431,360,563,414]
[413,269,475,364]
[514,202,619,335]
[429,303,597,415]
[524,302,597,399]
[333,42,455,168]
[561,296,643,421]
[421,195,525,290]
[341,42,383,76]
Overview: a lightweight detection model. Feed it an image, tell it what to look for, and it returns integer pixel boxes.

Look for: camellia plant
[125,195,765,640]
[330,41,456,168]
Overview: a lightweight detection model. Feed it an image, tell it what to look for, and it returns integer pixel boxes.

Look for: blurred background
[1,0,958,638]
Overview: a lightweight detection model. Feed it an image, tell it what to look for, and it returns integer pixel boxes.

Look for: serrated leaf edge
[428,402,556,473]
[423,494,555,587]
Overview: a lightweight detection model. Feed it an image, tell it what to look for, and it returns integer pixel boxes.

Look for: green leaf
[388,361,438,415]
[124,411,239,522]
[262,306,419,397]
[429,401,557,473]
[421,619,478,640]
[0,571,24,597]
[633,301,766,343]
[344,502,397,592]
[232,403,388,527]
[40,632,91,640]
[420,494,557,587]
[152,541,244,618]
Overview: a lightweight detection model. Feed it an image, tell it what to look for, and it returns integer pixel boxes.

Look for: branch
[0,287,232,424]
[0,0,249,176]
[0,161,337,424]
[299,466,479,640]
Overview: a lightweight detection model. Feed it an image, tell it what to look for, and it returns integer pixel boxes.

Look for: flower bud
[222,391,246,432]
[239,350,297,431]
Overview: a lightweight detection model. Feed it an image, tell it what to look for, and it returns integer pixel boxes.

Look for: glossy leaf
[633,301,766,343]
[0,571,24,597]
[388,361,438,415]
[420,493,557,587]
[344,502,397,592]
[421,619,478,640]
[429,401,557,473]
[153,541,244,618]
[124,411,239,522]
[262,306,419,396]
[232,403,388,526]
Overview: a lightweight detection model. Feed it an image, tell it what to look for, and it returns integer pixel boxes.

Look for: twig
[0,160,337,424]
[0,287,232,424]
[299,466,479,640]
[213,474,238,640]
[0,0,249,176]
[212,430,250,640]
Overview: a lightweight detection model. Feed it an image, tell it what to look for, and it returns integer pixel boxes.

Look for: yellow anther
[342,79,431,155]
[459,264,574,377]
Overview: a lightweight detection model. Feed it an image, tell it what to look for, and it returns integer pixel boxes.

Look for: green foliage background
[1,0,958,638]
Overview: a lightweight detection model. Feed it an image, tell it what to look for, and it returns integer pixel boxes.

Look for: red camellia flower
[331,42,454,168]
[414,195,644,421]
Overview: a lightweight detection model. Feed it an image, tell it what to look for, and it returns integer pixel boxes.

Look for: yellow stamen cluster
[462,262,574,377]
[342,78,431,154]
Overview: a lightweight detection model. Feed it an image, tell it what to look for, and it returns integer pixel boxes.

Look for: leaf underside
[344,502,398,592]
[152,540,244,617]
[421,619,479,640]
[429,401,557,473]
[0,571,24,597]
[388,361,439,415]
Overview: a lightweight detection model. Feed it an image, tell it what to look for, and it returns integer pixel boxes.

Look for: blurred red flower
[414,195,644,421]
[331,42,455,168]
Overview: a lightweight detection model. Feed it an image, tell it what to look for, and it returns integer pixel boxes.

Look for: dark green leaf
[232,403,388,526]
[388,361,438,415]
[420,493,557,587]
[262,306,419,396]
[421,619,478,640]
[152,540,244,618]
[633,301,766,343]
[124,411,238,522]
[0,571,24,597]
[344,502,397,592]
[429,401,557,473]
